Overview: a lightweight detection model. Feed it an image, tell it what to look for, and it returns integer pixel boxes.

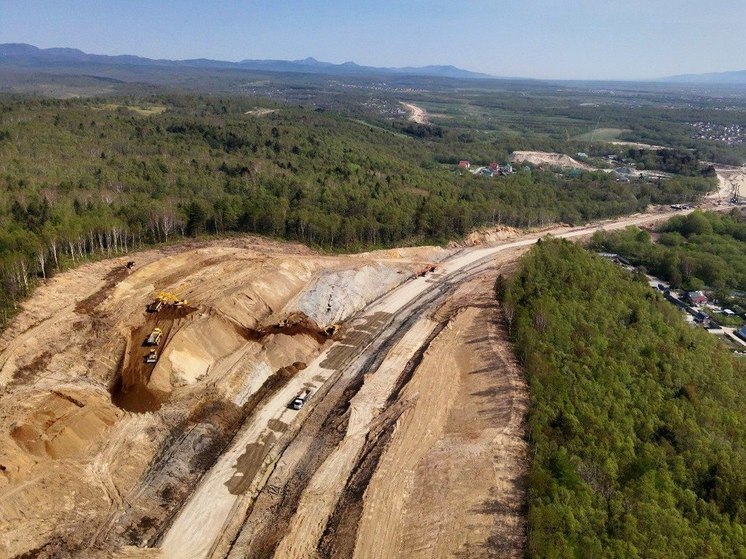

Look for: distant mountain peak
[0,43,496,80]
[0,43,40,55]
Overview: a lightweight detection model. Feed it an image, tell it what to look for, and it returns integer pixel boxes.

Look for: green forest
[0,95,715,327]
[592,210,746,293]
[501,239,746,558]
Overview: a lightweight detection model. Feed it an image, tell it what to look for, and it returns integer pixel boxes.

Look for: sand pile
[511,150,598,171]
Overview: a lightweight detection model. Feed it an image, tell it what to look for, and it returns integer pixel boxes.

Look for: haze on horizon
[1,0,744,81]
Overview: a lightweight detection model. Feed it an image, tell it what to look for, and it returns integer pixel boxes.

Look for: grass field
[99,103,168,115]
[573,127,630,142]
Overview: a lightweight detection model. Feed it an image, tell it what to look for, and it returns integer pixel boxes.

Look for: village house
[686,291,708,305]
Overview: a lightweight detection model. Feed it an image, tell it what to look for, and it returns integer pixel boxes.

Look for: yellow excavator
[147,291,188,312]
[157,291,188,306]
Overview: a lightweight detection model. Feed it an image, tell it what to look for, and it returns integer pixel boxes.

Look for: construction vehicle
[125,261,135,270]
[156,291,188,307]
[290,389,312,410]
[731,178,742,204]
[145,349,158,364]
[147,291,188,312]
[147,300,164,313]
[146,327,162,346]
[324,324,340,337]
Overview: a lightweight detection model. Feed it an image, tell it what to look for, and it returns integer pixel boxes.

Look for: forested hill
[501,239,746,557]
[0,95,714,326]
[592,210,746,292]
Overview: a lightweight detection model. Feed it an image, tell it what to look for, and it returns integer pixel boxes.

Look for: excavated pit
[110,305,197,413]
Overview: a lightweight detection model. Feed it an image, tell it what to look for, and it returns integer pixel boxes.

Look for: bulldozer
[145,349,158,364]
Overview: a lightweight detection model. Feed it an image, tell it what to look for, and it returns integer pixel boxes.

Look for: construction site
[0,208,717,558]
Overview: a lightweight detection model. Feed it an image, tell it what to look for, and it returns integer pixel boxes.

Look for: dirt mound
[8,390,119,461]
[511,150,598,172]
[451,225,520,247]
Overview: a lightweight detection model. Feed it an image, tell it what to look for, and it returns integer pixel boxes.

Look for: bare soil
[510,150,598,171]
[0,235,432,558]
[400,102,429,124]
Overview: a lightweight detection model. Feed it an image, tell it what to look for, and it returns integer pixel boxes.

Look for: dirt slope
[510,150,598,171]
[352,303,527,558]
[713,166,746,202]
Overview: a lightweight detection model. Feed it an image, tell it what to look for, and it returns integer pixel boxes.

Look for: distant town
[691,121,745,146]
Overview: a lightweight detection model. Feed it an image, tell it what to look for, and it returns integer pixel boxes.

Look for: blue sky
[1,0,744,80]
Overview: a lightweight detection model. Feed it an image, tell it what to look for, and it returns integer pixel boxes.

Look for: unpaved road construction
[0,207,702,558]
[400,102,429,124]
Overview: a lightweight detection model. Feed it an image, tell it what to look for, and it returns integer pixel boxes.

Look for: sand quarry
[0,232,531,558]
[0,205,701,558]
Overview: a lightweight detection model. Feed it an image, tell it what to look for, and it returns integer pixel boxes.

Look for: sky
[1,0,744,81]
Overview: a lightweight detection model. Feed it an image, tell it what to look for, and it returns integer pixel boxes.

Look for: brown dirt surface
[0,234,423,558]
[222,259,528,559]
[348,273,528,558]
[510,150,598,172]
[712,166,746,203]
[400,102,429,124]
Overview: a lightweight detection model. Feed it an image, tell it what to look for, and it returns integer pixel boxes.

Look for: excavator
[147,291,188,312]
[146,327,162,346]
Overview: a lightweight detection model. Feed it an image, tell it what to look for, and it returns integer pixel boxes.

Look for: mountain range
[662,69,746,85]
[0,43,495,81]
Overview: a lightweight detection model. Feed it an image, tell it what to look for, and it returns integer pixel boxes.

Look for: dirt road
[400,102,429,124]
